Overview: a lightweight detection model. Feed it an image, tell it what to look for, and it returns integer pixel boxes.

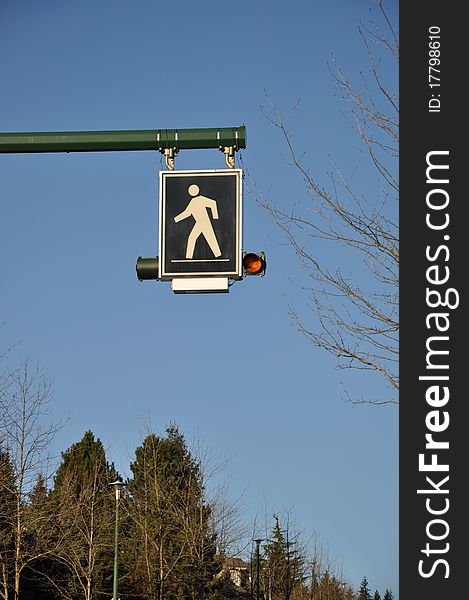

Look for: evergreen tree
[53,429,116,493]
[318,570,332,600]
[382,590,394,600]
[373,591,381,600]
[357,577,372,600]
[262,516,305,600]
[125,425,219,600]
[315,570,346,600]
[50,430,116,600]
[22,475,57,600]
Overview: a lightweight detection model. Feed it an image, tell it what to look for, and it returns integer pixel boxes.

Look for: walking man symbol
[174,184,222,259]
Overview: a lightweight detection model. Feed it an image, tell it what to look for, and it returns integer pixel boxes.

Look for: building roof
[222,557,250,570]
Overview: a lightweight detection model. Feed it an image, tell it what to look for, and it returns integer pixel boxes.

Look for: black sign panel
[159,169,242,279]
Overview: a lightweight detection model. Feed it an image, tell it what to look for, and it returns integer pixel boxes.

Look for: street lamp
[110,477,127,600]
[253,538,264,600]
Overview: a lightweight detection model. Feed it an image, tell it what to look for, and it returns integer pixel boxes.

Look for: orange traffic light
[242,252,266,276]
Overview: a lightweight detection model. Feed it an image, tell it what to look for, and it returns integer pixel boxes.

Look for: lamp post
[253,538,264,600]
[110,477,127,600]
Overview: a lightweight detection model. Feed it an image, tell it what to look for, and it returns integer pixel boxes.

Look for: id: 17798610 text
[428,25,441,113]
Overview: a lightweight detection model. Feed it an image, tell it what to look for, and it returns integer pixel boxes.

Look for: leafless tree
[251,508,352,600]
[0,358,61,600]
[125,428,247,600]
[209,481,248,560]
[124,432,188,600]
[307,535,350,600]
[190,437,248,560]
[250,1,398,405]
[47,462,114,600]
[0,449,15,600]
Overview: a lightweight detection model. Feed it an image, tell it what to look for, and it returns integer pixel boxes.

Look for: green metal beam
[0,126,246,154]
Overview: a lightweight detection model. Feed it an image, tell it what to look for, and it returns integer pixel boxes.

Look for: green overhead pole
[0,126,246,154]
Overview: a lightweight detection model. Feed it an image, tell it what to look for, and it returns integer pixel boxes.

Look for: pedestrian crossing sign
[159,169,243,280]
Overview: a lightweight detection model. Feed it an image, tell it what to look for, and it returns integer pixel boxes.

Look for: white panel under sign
[171,277,229,294]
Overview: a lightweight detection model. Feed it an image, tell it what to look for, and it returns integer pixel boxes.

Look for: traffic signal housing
[242,252,266,277]
[136,256,159,281]
[136,252,266,287]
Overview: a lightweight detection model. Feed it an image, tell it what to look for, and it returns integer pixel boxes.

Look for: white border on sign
[158,169,243,280]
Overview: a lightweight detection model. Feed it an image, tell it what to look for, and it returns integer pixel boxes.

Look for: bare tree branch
[0,358,62,600]
[248,3,398,405]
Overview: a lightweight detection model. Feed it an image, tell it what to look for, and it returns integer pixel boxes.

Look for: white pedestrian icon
[174,184,222,259]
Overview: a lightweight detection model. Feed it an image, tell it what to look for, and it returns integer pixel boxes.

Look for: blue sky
[0,0,398,596]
